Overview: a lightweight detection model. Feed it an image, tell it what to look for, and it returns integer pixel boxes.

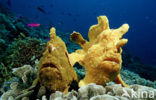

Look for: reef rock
[1,82,18,100]
[35,27,78,93]
[69,16,129,87]
[78,83,106,100]
[49,91,77,100]
[2,82,156,100]
[12,65,36,83]
[46,83,156,100]
[90,95,119,100]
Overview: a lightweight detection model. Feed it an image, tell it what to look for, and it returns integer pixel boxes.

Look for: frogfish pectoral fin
[70,31,86,48]
[114,74,130,88]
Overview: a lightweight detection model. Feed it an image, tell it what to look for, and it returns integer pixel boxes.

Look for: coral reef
[0,12,51,89]
[0,12,49,42]
[74,65,156,88]
[0,38,6,54]
[44,83,156,100]
[69,16,129,87]
[0,12,49,61]
[2,37,46,68]
[2,83,156,100]
[121,68,156,88]
[1,64,37,100]
[122,48,156,81]
[12,65,36,84]
[0,37,46,88]
[1,63,155,100]
[74,67,85,80]
[35,27,78,93]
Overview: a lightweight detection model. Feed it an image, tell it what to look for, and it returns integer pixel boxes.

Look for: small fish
[27,23,40,27]
[36,6,47,14]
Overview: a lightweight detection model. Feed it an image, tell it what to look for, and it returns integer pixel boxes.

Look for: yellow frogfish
[69,16,129,87]
[35,27,78,93]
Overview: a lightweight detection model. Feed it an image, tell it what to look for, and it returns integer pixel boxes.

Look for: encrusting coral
[34,27,78,93]
[69,16,129,87]
[0,37,46,88]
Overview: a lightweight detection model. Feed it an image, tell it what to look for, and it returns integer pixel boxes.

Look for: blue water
[1,0,156,65]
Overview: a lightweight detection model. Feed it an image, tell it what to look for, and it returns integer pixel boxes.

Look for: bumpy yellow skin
[69,16,129,87]
[36,27,77,93]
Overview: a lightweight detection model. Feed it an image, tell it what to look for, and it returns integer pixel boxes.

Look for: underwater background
[0,0,156,100]
[1,0,156,65]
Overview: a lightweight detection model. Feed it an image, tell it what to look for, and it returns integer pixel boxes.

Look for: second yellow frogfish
[35,27,78,93]
[69,16,130,88]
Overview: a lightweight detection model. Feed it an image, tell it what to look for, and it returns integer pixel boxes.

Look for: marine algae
[69,16,129,87]
[36,27,78,93]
